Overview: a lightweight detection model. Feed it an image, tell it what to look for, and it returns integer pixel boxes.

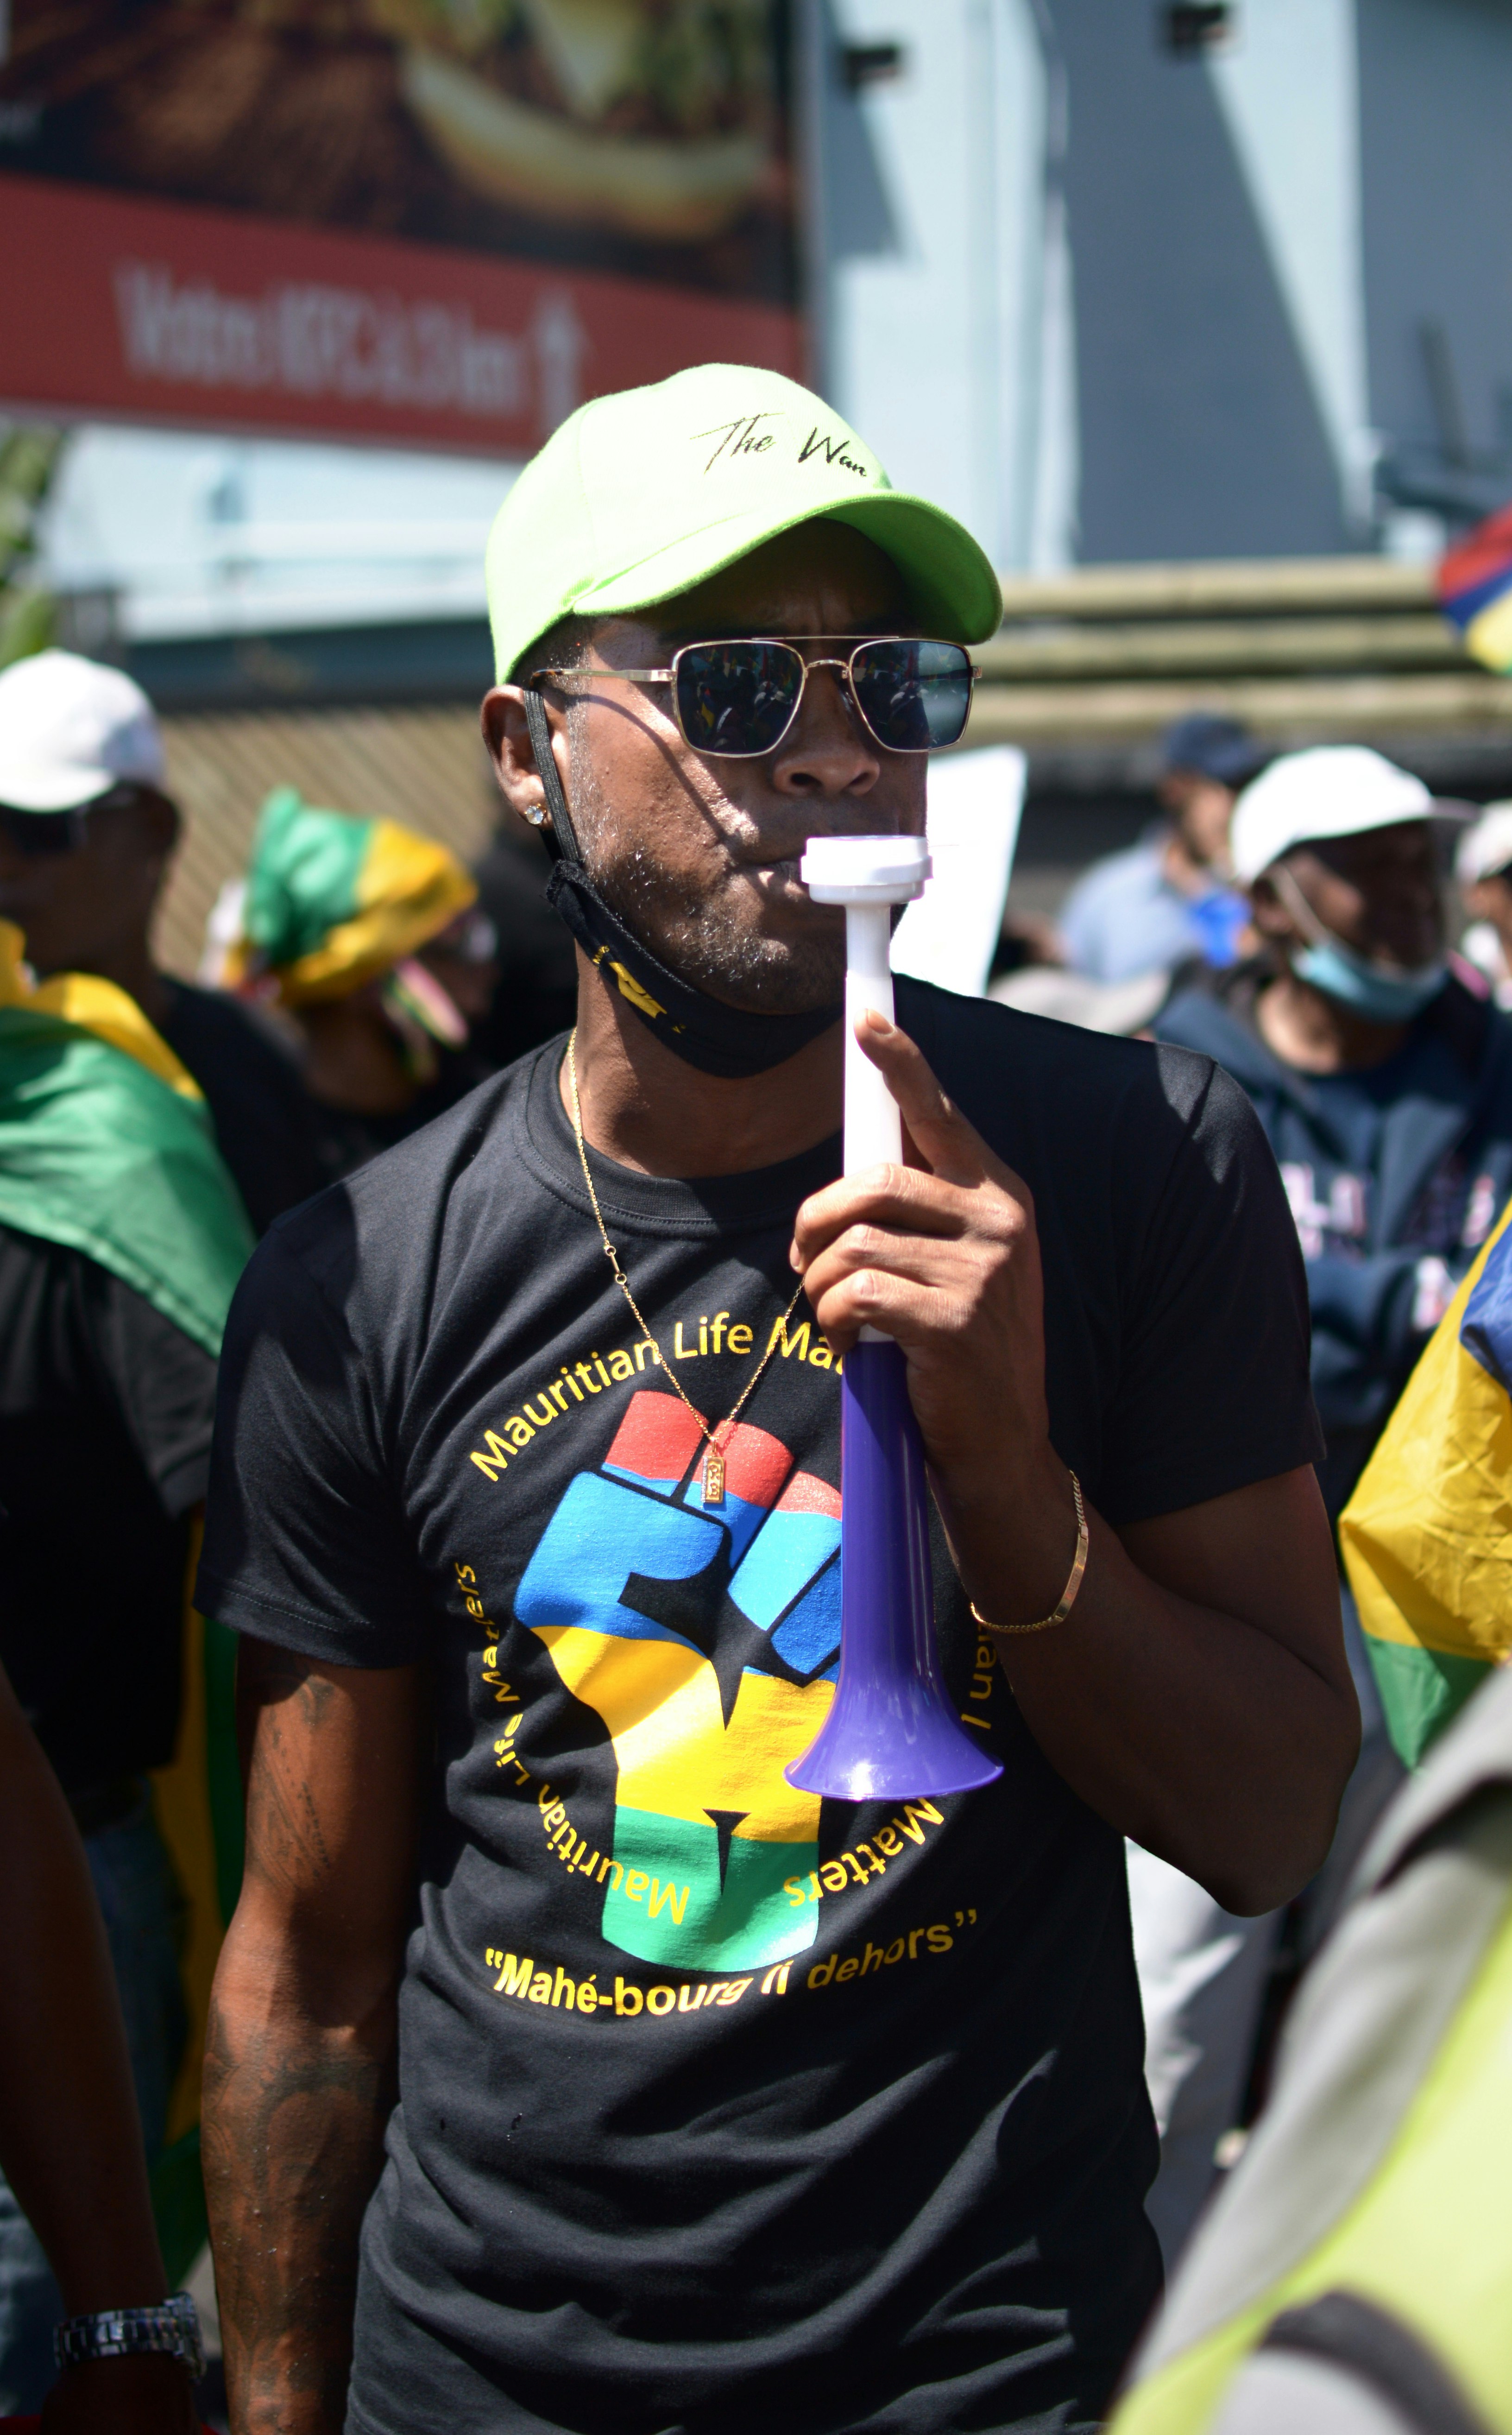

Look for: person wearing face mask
[1126,747,1512,2274]
[1159,745,1512,1521]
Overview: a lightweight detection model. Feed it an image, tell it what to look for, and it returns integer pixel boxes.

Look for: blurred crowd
[0,649,578,1242]
[0,647,578,2429]
[998,707,1512,2427]
[5,636,1512,2429]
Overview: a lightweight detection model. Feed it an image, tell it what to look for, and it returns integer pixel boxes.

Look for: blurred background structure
[813,0,1512,570]
[4,0,1512,966]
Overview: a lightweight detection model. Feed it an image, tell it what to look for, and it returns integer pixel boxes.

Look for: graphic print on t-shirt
[514,1388,842,1971]
[198,1012,1317,2425]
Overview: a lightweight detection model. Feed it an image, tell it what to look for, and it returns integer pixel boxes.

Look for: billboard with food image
[0,0,802,452]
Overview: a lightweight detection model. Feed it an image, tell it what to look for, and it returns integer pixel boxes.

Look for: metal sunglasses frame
[529,634,979,759]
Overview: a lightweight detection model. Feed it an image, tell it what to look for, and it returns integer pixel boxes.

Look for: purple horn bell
[785,1335,1003,1800]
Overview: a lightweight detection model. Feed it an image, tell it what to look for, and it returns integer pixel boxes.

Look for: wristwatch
[53,2290,205,2378]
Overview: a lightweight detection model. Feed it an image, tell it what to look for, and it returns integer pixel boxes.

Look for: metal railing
[967,556,1512,746]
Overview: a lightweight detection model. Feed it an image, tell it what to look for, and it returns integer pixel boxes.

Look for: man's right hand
[204,1640,422,2434]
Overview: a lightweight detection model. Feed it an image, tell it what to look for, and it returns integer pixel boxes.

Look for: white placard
[890,745,1027,998]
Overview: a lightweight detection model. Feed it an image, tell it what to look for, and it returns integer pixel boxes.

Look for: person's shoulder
[285,1063,522,1233]
[1433,966,1512,1084]
[0,1221,82,1340]
[1156,974,1238,1053]
[1157,963,1278,1074]
[0,1218,161,1314]
[0,1216,63,1278]
[901,970,1142,1069]
[0,1219,218,1397]
[898,977,1271,1207]
[239,1050,548,1322]
[161,977,297,1064]
[898,973,1220,1126]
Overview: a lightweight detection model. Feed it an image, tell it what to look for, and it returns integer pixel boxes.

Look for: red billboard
[0,0,803,452]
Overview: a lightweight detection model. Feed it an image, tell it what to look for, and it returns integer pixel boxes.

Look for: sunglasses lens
[674,642,801,756]
[851,640,973,751]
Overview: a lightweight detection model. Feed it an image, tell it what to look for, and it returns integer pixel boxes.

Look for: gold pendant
[704,1448,726,1506]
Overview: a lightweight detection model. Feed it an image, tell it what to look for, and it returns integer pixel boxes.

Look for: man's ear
[1248,871,1294,945]
[1465,876,1512,929]
[136,787,181,859]
[481,685,570,837]
[1155,772,1187,815]
[101,787,178,892]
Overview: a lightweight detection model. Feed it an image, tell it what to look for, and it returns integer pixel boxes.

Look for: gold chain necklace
[566,1030,805,1506]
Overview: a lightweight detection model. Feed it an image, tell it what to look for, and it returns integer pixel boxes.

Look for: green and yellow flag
[226,783,476,1004]
[0,922,252,1351]
[0,919,253,2276]
[1342,1196,1512,1769]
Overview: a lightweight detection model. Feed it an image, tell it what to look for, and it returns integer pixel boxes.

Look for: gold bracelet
[971,1471,1089,1637]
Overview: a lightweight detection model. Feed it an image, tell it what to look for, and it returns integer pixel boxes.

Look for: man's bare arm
[989,1464,1355,1912]
[205,1639,422,2435]
[795,1016,1358,1917]
[0,1663,197,2434]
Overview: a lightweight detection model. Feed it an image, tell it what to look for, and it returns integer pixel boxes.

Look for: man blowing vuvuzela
[197,365,1356,2435]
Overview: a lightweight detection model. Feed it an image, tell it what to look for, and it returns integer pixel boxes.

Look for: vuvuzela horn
[785,834,1003,1802]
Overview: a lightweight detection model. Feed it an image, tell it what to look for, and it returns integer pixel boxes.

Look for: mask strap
[1268,860,1333,950]
[522,688,582,867]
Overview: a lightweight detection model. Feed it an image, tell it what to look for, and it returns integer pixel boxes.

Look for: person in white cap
[0,648,322,1232]
[1130,745,1512,2273]
[1456,799,1512,1006]
[1162,743,1512,1511]
[0,657,263,2410]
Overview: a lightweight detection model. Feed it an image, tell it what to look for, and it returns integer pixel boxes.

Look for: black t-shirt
[0,1224,218,1794]
[159,977,326,1235]
[198,981,1321,2435]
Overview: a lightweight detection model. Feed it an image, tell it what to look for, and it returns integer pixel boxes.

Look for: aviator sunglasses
[531,636,978,759]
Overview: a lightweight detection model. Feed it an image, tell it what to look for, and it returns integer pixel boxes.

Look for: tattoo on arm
[208,1644,417,2434]
[203,1992,393,2434]
[239,1662,338,1892]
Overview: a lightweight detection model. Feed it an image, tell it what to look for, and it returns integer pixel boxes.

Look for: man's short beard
[569,751,845,1017]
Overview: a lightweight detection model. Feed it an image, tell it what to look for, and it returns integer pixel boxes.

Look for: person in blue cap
[1059,713,1263,983]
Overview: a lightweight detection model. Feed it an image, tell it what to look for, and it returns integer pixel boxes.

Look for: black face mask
[523,691,843,1081]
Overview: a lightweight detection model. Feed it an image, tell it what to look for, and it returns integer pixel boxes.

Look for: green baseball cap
[485,362,1004,683]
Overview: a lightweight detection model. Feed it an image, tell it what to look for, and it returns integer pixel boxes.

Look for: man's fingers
[791,1164,973,1271]
[803,1227,987,1306]
[806,1266,970,1357]
[855,1010,990,1186]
